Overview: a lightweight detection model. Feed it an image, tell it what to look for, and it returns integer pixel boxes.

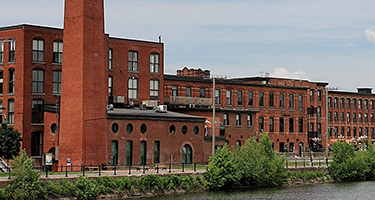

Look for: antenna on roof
[158,35,162,43]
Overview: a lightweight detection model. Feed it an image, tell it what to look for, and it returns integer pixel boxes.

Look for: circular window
[193,126,199,135]
[182,125,188,135]
[111,123,119,133]
[51,123,57,133]
[126,123,133,133]
[140,124,147,133]
[170,125,176,134]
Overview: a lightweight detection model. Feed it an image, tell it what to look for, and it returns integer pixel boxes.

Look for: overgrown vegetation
[204,133,288,190]
[329,140,375,181]
[0,124,23,160]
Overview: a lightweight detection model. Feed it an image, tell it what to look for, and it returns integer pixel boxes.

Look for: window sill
[32,61,46,65]
[236,125,242,128]
[129,70,139,73]
[7,62,15,65]
[150,72,160,74]
[52,93,61,96]
[7,93,14,96]
[53,63,62,66]
[31,123,45,126]
[109,68,114,72]
[31,93,45,96]
[0,63,3,66]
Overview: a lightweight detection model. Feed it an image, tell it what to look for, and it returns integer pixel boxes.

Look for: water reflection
[137,181,375,200]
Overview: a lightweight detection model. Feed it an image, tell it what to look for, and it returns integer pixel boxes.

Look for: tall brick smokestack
[59,0,108,166]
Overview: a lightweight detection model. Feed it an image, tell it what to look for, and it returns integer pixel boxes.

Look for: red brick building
[1,0,374,168]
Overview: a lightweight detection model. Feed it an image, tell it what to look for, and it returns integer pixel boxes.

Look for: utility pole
[212,77,216,155]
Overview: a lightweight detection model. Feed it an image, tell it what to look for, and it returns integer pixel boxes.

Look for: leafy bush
[73,176,98,200]
[5,150,46,200]
[204,145,241,190]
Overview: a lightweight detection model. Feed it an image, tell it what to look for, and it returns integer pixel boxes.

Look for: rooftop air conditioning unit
[113,96,125,103]
[142,100,158,107]
[107,104,114,110]
[189,104,195,108]
[156,105,167,113]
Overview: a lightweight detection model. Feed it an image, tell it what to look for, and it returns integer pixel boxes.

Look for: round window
[111,122,119,133]
[170,125,176,134]
[193,126,199,135]
[140,123,147,133]
[51,123,57,133]
[182,125,188,135]
[126,123,133,134]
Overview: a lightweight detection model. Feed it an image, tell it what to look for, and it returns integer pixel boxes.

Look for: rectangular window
[289,94,294,109]
[214,89,220,104]
[33,39,44,62]
[8,68,15,94]
[140,141,147,165]
[186,87,191,97]
[269,92,274,107]
[53,70,62,94]
[299,118,303,132]
[347,99,351,109]
[32,69,44,93]
[328,98,332,108]
[353,99,356,109]
[317,90,321,102]
[150,79,159,100]
[226,90,232,105]
[347,127,351,137]
[310,90,314,102]
[269,117,274,132]
[341,112,344,122]
[237,90,243,105]
[259,92,264,106]
[108,48,112,69]
[334,98,338,108]
[32,99,44,123]
[200,88,205,98]
[53,41,63,64]
[353,127,357,137]
[298,94,303,108]
[8,99,14,124]
[317,123,321,134]
[280,93,284,107]
[340,98,344,109]
[279,118,284,132]
[128,77,138,99]
[0,70,3,94]
[341,127,345,137]
[0,42,3,63]
[347,113,350,123]
[172,86,178,96]
[8,40,15,62]
[108,76,113,97]
[259,117,264,132]
[236,114,241,126]
[150,53,159,73]
[128,51,138,71]
[224,113,229,125]
[247,114,252,127]
[248,91,253,106]
[31,132,43,156]
[289,118,294,133]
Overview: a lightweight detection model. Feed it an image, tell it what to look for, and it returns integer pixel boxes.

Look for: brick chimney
[59,0,108,166]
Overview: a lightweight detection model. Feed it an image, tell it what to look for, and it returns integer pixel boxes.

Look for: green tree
[204,145,241,190]
[5,149,46,200]
[0,124,23,159]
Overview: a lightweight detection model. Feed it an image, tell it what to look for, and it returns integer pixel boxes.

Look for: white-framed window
[32,69,44,93]
[128,51,138,71]
[298,94,303,108]
[269,117,274,132]
[53,40,63,64]
[150,53,159,73]
[108,48,113,69]
[8,40,15,62]
[108,76,113,97]
[8,68,15,94]
[214,89,220,104]
[0,70,3,94]
[237,90,243,105]
[33,39,44,62]
[150,79,159,100]
[224,113,229,125]
[0,42,3,63]
[8,99,14,124]
[226,90,232,105]
[128,77,138,99]
[236,114,241,126]
[247,114,252,127]
[53,70,62,94]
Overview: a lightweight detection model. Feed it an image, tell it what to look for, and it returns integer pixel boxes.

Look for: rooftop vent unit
[142,100,158,107]
[156,105,167,113]
[107,104,114,110]
[113,96,125,103]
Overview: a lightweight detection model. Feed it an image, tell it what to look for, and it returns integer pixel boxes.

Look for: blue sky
[2,0,375,91]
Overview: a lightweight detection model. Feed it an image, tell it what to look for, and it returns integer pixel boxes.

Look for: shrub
[73,176,98,200]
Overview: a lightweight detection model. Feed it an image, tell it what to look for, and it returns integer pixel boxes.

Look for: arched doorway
[182,144,192,164]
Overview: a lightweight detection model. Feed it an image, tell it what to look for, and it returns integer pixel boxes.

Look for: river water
[137,181,375,200]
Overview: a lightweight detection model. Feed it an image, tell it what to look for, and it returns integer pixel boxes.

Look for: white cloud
[365,29,375,44]
[271,67,309,80]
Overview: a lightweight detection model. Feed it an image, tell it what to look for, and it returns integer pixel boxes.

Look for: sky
[1,0,375,91]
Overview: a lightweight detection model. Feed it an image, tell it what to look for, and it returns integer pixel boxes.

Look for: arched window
[154,141,160,163]
[126,140,133,166]
[182,144,192,164]
[140,141,147,165]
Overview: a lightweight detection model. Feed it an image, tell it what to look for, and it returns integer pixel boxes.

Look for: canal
[137,181,375,200]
